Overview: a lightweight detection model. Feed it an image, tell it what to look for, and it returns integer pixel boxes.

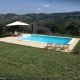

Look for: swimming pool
[22,34,72,45]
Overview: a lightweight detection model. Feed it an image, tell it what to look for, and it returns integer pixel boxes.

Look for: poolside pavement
[0,34,79,52]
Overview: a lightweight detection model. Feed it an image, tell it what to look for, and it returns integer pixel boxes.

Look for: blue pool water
[22,35,72,45]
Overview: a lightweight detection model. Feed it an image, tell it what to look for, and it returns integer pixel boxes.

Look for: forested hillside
[0,11,80,36]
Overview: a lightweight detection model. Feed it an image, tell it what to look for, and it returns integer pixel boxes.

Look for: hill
[0,11,80,36]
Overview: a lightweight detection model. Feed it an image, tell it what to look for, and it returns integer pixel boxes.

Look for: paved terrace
[0,34,79,52]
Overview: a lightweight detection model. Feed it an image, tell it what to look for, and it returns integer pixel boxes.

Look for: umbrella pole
[32,23,34,34]
[20,25,23,41]
[20,26,23,40]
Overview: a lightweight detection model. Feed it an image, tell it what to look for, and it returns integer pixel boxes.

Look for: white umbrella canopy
[7,21,29,26]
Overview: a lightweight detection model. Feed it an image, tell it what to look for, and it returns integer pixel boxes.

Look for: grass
[0,41,80,80]
[71,40,80,54]
[73,40,80,51]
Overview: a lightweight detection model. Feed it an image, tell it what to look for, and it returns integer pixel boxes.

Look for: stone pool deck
[0,34,79,52]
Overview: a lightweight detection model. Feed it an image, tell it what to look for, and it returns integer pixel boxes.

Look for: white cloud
[37,8,42,11]
[42,4,50,8]
[36,4,50,11]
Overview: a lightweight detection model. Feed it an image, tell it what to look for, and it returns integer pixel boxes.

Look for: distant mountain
[0,11,80,35]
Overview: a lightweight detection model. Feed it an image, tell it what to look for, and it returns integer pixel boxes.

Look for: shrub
[37,26,50,34]
[71,50,80,54]
[0,32,11,38]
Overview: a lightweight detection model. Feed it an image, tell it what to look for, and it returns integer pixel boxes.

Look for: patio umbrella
[7,21,29,26]
[6,21,29,40]
[6,21,29,32]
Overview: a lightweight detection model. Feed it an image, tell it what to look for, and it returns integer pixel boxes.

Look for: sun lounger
[46,43,53,49]
[53,44,61,49]
[10,31,23,37]
[17,31,23,36]
[60,44,70,50]
[10,32,14,36]
[10,31,18,37]
[45,43,70,52]
[14,31,18,36]
[46,43,61,50]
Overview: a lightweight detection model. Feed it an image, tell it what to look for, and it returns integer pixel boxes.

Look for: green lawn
[73,40,80,51]
[0,41,80,80]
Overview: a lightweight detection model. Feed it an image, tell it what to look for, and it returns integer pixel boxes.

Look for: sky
[0,0,80,14]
